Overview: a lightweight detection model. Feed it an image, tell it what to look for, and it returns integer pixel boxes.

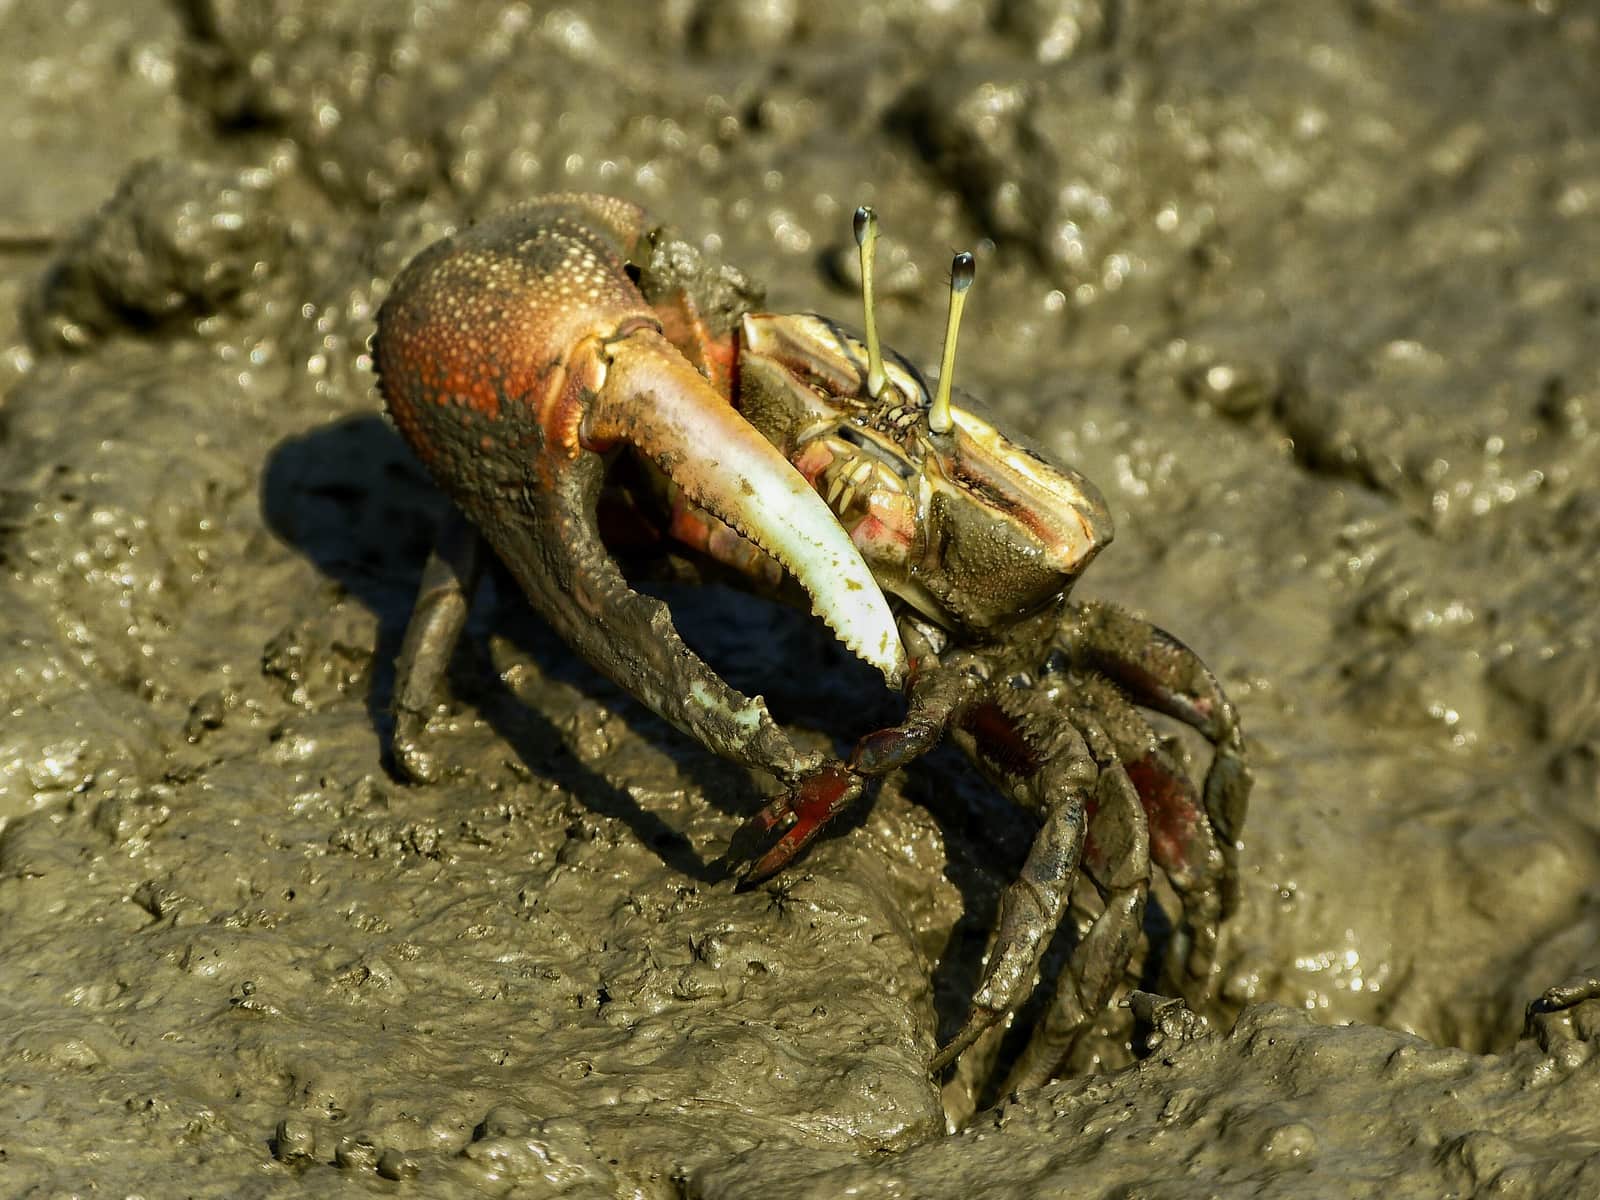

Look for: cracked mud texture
[3,0,1600,1196]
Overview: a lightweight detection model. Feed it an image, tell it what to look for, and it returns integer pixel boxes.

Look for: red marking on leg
[1124,753,1202,873]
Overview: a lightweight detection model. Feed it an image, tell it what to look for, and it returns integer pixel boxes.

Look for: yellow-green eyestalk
[852,205,887,400]
[930,251,975,435]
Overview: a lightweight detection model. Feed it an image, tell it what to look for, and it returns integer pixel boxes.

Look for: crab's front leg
[374,195,906,788]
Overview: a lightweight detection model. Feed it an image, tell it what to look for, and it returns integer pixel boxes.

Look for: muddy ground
[4,0,1600,1196]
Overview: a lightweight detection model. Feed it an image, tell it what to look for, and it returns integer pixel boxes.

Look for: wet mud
[3,1,1600,1196]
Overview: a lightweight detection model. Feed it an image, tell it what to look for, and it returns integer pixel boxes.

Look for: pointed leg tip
[719,842,786,891]
[706,850,741,887]
[718,831,775,889]
[720,809,803,889]
[725,825,812,888]
[722,765,867,897]
[724,864,762,893]
[730,865,771,893]
[929,1014,992,1078]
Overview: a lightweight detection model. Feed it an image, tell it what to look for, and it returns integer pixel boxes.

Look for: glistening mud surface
[3,1,1600,1196]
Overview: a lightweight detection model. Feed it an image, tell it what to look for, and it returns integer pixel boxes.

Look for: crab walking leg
[1001,749,1151,1094]
[391,509,487,783]
[1060,600,1252,917]
[1127,742,1224,984]
[931,717,1096,1074]
[722,765,864,885]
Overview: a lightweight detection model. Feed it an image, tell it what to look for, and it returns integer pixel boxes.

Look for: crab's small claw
[721,764,864,885]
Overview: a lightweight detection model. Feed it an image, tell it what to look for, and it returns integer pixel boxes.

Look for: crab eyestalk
[930,251,975,436]
[853,205,887,400]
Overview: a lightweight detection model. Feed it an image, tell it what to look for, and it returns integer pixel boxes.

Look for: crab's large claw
[375,195,904,781]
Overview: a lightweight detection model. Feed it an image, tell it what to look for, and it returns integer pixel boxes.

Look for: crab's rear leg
[390,509,486,783]
[1061,667,1226,989]
[1060,600,1252,920]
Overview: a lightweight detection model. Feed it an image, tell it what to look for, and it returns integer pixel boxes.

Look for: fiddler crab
[372,193,1250,1093]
